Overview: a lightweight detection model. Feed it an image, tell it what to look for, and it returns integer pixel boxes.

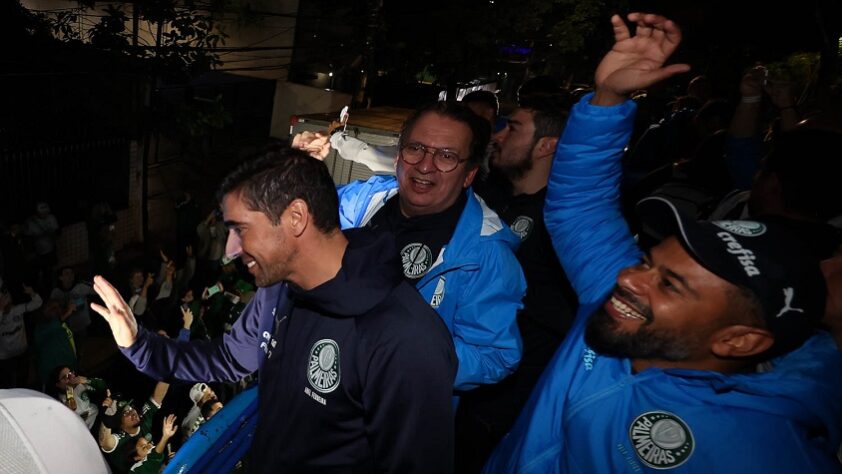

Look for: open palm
[595,13,690,96]
[90,275,138,348]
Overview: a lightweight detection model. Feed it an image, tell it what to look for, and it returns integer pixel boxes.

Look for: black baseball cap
[637,196,826,356]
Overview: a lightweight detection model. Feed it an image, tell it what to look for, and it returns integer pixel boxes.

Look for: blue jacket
[337,176,525,390]
[484,94,842,473]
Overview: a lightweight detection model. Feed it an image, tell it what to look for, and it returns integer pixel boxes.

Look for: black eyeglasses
[399,142,468,173]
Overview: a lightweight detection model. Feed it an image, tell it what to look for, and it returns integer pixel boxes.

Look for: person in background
[50,365,107,431]
[25,202,59,292]
[99,381,170,473]
[0,283,42,388]
[129,414,178,474]
[461,90,500,130]
[34,301,78,387]
[50,266,96,352]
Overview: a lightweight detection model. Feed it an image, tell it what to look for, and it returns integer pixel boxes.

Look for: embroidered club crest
[509,216,534,241]
[713,220,767,237]
[401,243,433,279]
[629,411,694,469]
[308,339,341,394]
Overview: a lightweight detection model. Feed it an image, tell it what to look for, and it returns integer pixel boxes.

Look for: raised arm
[545,13,689,306]
[91,275,267,383]
[291,130,397,174]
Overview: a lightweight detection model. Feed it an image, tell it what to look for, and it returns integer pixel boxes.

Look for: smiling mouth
[411,177,434,188]
[608,295,647,321]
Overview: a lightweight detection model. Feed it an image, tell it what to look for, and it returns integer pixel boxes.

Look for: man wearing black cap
[485,12,842,473]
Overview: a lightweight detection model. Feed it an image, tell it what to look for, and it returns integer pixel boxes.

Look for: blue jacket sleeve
[452,243,525,390]
[120,295,264,383]
[544,93,642,307]
[336,176,397,230]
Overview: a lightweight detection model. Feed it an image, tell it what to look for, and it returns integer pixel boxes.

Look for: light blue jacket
[484,94,842,473]
[337,176,525,390]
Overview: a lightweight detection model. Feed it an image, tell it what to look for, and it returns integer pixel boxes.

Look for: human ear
[463,166,479,188]
[710,325,774,358]
[284,199,310,237]
[534,136,559,160]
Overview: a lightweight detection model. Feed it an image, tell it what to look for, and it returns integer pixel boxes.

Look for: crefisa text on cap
[716,232,761,277]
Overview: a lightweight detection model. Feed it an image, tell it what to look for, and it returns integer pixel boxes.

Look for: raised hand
[102,389,113,408]
[593,12,690,105]
[90,275,139,348]
[162,414,178,438]
[740,66,766,99]
[181,305,194,329]
[291,131,332,160]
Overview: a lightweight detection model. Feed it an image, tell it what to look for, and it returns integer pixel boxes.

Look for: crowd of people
[2,11,842,473]
[0,172,257,471]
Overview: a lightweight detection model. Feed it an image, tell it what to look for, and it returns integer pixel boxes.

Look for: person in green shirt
[99,381,169,473]
[129,414,178,473]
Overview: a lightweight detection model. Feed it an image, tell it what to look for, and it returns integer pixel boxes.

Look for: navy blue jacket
[121,228,457,472]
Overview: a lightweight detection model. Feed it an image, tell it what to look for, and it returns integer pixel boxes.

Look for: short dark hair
[518,100,568,142]
[201,398,221,419]
[217,144,340,233]
[461,90,499,115]
[48,365,73,395]
[399,102,491,167]
[728,285,766,328]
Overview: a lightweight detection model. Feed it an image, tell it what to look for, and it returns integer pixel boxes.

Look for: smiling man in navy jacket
[91,145,458,473]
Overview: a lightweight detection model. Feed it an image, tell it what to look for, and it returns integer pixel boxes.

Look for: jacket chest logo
[509,216,534,241]
[401,243,432,279]
[308,339,341,394]
[629,411,694,469]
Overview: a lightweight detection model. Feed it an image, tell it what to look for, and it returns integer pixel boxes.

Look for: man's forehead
[221,191,253,222]
[408,112,472,147]
[509,108,535,124]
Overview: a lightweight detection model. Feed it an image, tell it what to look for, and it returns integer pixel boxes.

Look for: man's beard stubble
[584,289,693,362]
[492,143,535,182]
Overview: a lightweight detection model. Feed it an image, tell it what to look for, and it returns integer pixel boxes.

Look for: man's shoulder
[341,174,397,196]
[357,282,449,341]
[452,191,520,251]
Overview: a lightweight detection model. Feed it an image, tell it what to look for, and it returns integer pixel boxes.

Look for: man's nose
[492,127,508,145]
[225,230,242,260]
[416,149,437,173]
[617,265,652,296]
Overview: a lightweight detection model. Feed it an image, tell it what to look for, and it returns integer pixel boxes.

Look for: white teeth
[610,296,645,320]
[246,261,256,268]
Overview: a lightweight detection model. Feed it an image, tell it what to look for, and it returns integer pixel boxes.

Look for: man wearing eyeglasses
[305,102,526,392]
